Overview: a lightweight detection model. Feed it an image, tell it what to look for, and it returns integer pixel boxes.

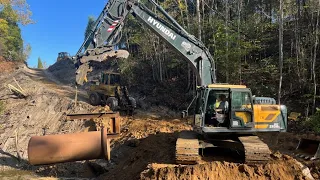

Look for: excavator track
[238,136,271,165]
[175,131,200,164]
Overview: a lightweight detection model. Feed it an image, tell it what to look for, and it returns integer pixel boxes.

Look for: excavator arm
[75,0,216,86]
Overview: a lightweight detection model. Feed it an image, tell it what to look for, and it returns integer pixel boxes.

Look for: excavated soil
[93,114,315,180]
[0,63,318,180]
[141,155,307,180]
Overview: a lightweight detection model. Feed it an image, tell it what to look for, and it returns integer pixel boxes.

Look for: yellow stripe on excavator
[207,84,247,88]
[255,124,269,129]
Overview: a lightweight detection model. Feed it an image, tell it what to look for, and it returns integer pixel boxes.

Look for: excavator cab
[194,84,287,134]
[202,85,254,129]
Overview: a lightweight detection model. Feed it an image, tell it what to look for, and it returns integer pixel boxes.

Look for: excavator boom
[74,0,216,86]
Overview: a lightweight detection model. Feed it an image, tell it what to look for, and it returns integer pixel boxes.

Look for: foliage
[0,1,33,62]
[37,57,43,69]
[84,16,95,40]
[0,0,34,25]
[303,109,320,133]
[112,0,320,113]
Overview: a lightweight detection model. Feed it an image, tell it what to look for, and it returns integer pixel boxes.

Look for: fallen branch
[6,84,27,98]
[5,78,27,98]
[13,77,24,92]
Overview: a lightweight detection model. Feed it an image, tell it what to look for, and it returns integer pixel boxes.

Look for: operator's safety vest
[215,101,228,110]
[215,101,221,108]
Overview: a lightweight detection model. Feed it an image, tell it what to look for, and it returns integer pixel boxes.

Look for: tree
[84,16,95,40]
[37,57,43,69]
[312,0,320,114]
[23,43,31,60]
[278,0,283,104]
[0,0,34,25]
[0,2,33,61]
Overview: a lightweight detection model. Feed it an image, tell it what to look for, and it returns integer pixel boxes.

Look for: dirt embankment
[0,64,98,178]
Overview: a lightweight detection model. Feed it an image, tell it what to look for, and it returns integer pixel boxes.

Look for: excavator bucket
[295,138,320,160]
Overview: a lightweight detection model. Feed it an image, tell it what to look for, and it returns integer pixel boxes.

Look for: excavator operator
[215,94,229,111]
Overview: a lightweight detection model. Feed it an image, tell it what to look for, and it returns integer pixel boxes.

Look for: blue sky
[20,0,109,68]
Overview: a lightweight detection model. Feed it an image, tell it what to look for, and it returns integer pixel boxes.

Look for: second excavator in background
[87,71,136,114]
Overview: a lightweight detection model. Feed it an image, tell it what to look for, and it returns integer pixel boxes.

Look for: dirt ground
[0,62,319,180]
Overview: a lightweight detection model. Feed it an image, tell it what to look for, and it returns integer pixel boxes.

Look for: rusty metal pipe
[28,128,110,165]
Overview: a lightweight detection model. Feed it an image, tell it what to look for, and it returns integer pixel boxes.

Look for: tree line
[0,0,33,62]
[103,0,320,117]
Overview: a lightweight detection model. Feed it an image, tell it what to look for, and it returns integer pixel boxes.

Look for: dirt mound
[141,155,309,180]
[93,115,192,180]
[47,59,77,85]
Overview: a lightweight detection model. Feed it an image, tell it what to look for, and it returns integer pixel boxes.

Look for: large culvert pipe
[28,128,110,165]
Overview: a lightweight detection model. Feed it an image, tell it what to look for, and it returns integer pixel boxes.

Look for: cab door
[229,89,254,128]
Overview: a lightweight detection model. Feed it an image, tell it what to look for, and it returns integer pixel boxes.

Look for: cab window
[231,92,252,110]
[207,90,229,110]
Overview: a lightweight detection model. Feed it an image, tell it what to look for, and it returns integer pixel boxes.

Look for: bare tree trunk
[159,40,163,82]
[197,0,201,40]
[182,0,191,91]
[177,0,186,28]
[278,0,284,104]
[310,12,314,81]
[312,1,319,114]
[195,0,201,95]
[238,0,242,84]
[225,0,229,83]
[183,0,190,31]
[296,0,303,88]
[202,0,205,44]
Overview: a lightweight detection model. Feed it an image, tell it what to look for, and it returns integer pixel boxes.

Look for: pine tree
[84,16,95,40]
[37,57,43,69]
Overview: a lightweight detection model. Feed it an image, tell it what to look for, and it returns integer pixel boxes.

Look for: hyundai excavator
[28,0,289,166]
[71,0,289,165]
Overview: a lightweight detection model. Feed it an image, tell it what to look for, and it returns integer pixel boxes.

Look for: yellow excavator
[28,0,297,166]
[71,0,289,165]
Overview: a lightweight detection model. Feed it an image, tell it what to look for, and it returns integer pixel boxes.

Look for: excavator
[28,0,290,166]
[71,0,289,165]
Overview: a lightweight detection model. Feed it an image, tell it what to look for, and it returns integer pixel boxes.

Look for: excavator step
[238,136,271,165]
[175,131,200,165]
